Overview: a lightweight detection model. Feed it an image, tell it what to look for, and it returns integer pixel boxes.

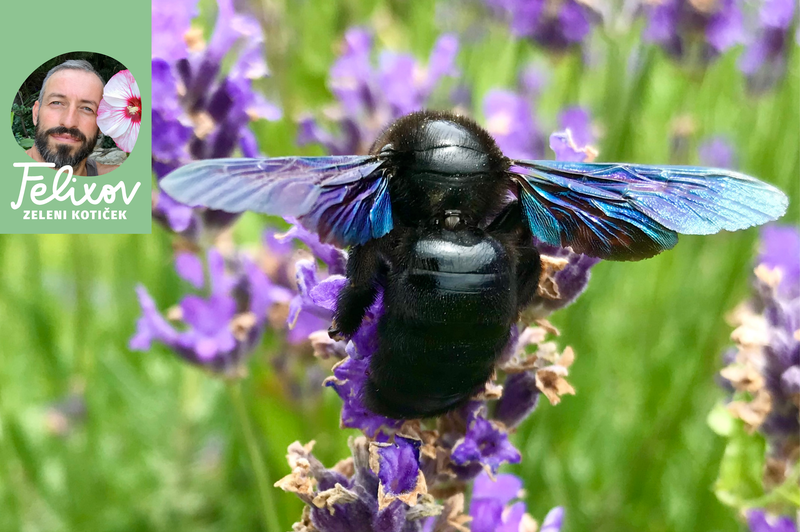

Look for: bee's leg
[330,241,386,339]
[486,201,542,311]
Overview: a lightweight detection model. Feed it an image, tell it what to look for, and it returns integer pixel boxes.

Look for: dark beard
[34,125,100,169]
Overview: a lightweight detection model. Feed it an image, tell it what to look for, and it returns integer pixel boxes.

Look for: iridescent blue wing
[160,156,392,247]
[510,160,788,261]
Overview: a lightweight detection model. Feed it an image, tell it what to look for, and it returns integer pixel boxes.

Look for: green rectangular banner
[0,0,151,234]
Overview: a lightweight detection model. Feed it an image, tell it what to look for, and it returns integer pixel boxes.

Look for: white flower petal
[96,70,142,153]
[114,120,140,152]
[97,102,129,137]
[103,69,139,101]
[102,94,130,107]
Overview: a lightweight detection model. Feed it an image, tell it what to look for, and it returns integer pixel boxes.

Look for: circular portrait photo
[12,52,142,176]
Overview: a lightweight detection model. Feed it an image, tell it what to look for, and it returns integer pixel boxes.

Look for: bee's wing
[509,160,788,261]
[160,156,392,247]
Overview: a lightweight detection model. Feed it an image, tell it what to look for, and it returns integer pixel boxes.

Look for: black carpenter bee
[161,110,788,418]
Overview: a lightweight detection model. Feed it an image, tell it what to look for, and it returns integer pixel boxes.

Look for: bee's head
[373,111,510,230]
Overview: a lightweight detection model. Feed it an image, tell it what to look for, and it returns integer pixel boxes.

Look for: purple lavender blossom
[245,221,347,347]
[151,0,197,63]
[482,76,597,165]
[493,370,540,428]
[642,0,746,63]
[759,225,800,297]
[470,471,565,532]
[308,275,403,436]
[549,129,598,162]
[541,506,566,531]
[130,249,292,373]
[748,510,798,532]
[151,0,280,236]
[739,0,797,93]
[175,251,205,289]
[276,205,586,528]
[373,437,421,496]
[152,191,194,233]
[720,224,800,490]
[483,0,597,52]
[469,472,524,532]
[276,436,559,532]
[129,286,180,351]
[287,260,339,345]
[750,226,800,444]
[450,404,521,475]
[257,225,354,396]
[178,294,237,360]
[299,28,459,155]
[481,64,554,161]
[484,89,545,160]
[275,438,440,532]
[527,241,601,317]
[325,354,403,436]
[490,120,600,316]
[699,137,736,169]
[278,222,347,276]
[558,107,593,148]
[372,436,426,507]
[549,107,598,162]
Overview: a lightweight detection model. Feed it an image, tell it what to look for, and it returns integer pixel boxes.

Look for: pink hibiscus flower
[97,69,141,153]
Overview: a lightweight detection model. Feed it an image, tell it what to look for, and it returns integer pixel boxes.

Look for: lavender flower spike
[275,438,441,532]
[483,0,598,52]
[739,0,797,93]
[484,89,545,161]
[758,225,800,297]
[274,208,590,528]
[299,28,459,155]
[642,0,746,64]
[719,224,800,490]
[282,267,404,436]
[151,0,280,237]
[130,249,291,374]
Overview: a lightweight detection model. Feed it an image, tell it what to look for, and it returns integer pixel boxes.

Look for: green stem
[230,383,281,532]
[745,464,800,509]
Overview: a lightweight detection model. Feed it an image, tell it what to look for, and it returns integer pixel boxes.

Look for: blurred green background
[1,1,798,531]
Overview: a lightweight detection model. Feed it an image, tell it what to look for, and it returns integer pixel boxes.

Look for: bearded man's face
[32,69,103,168]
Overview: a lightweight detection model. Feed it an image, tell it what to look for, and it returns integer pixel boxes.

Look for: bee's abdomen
[364,230,517,418]
[394,231,514,324]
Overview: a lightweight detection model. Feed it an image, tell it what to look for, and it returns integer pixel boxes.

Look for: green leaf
[713,419,766,509]
[707,402,735,437]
